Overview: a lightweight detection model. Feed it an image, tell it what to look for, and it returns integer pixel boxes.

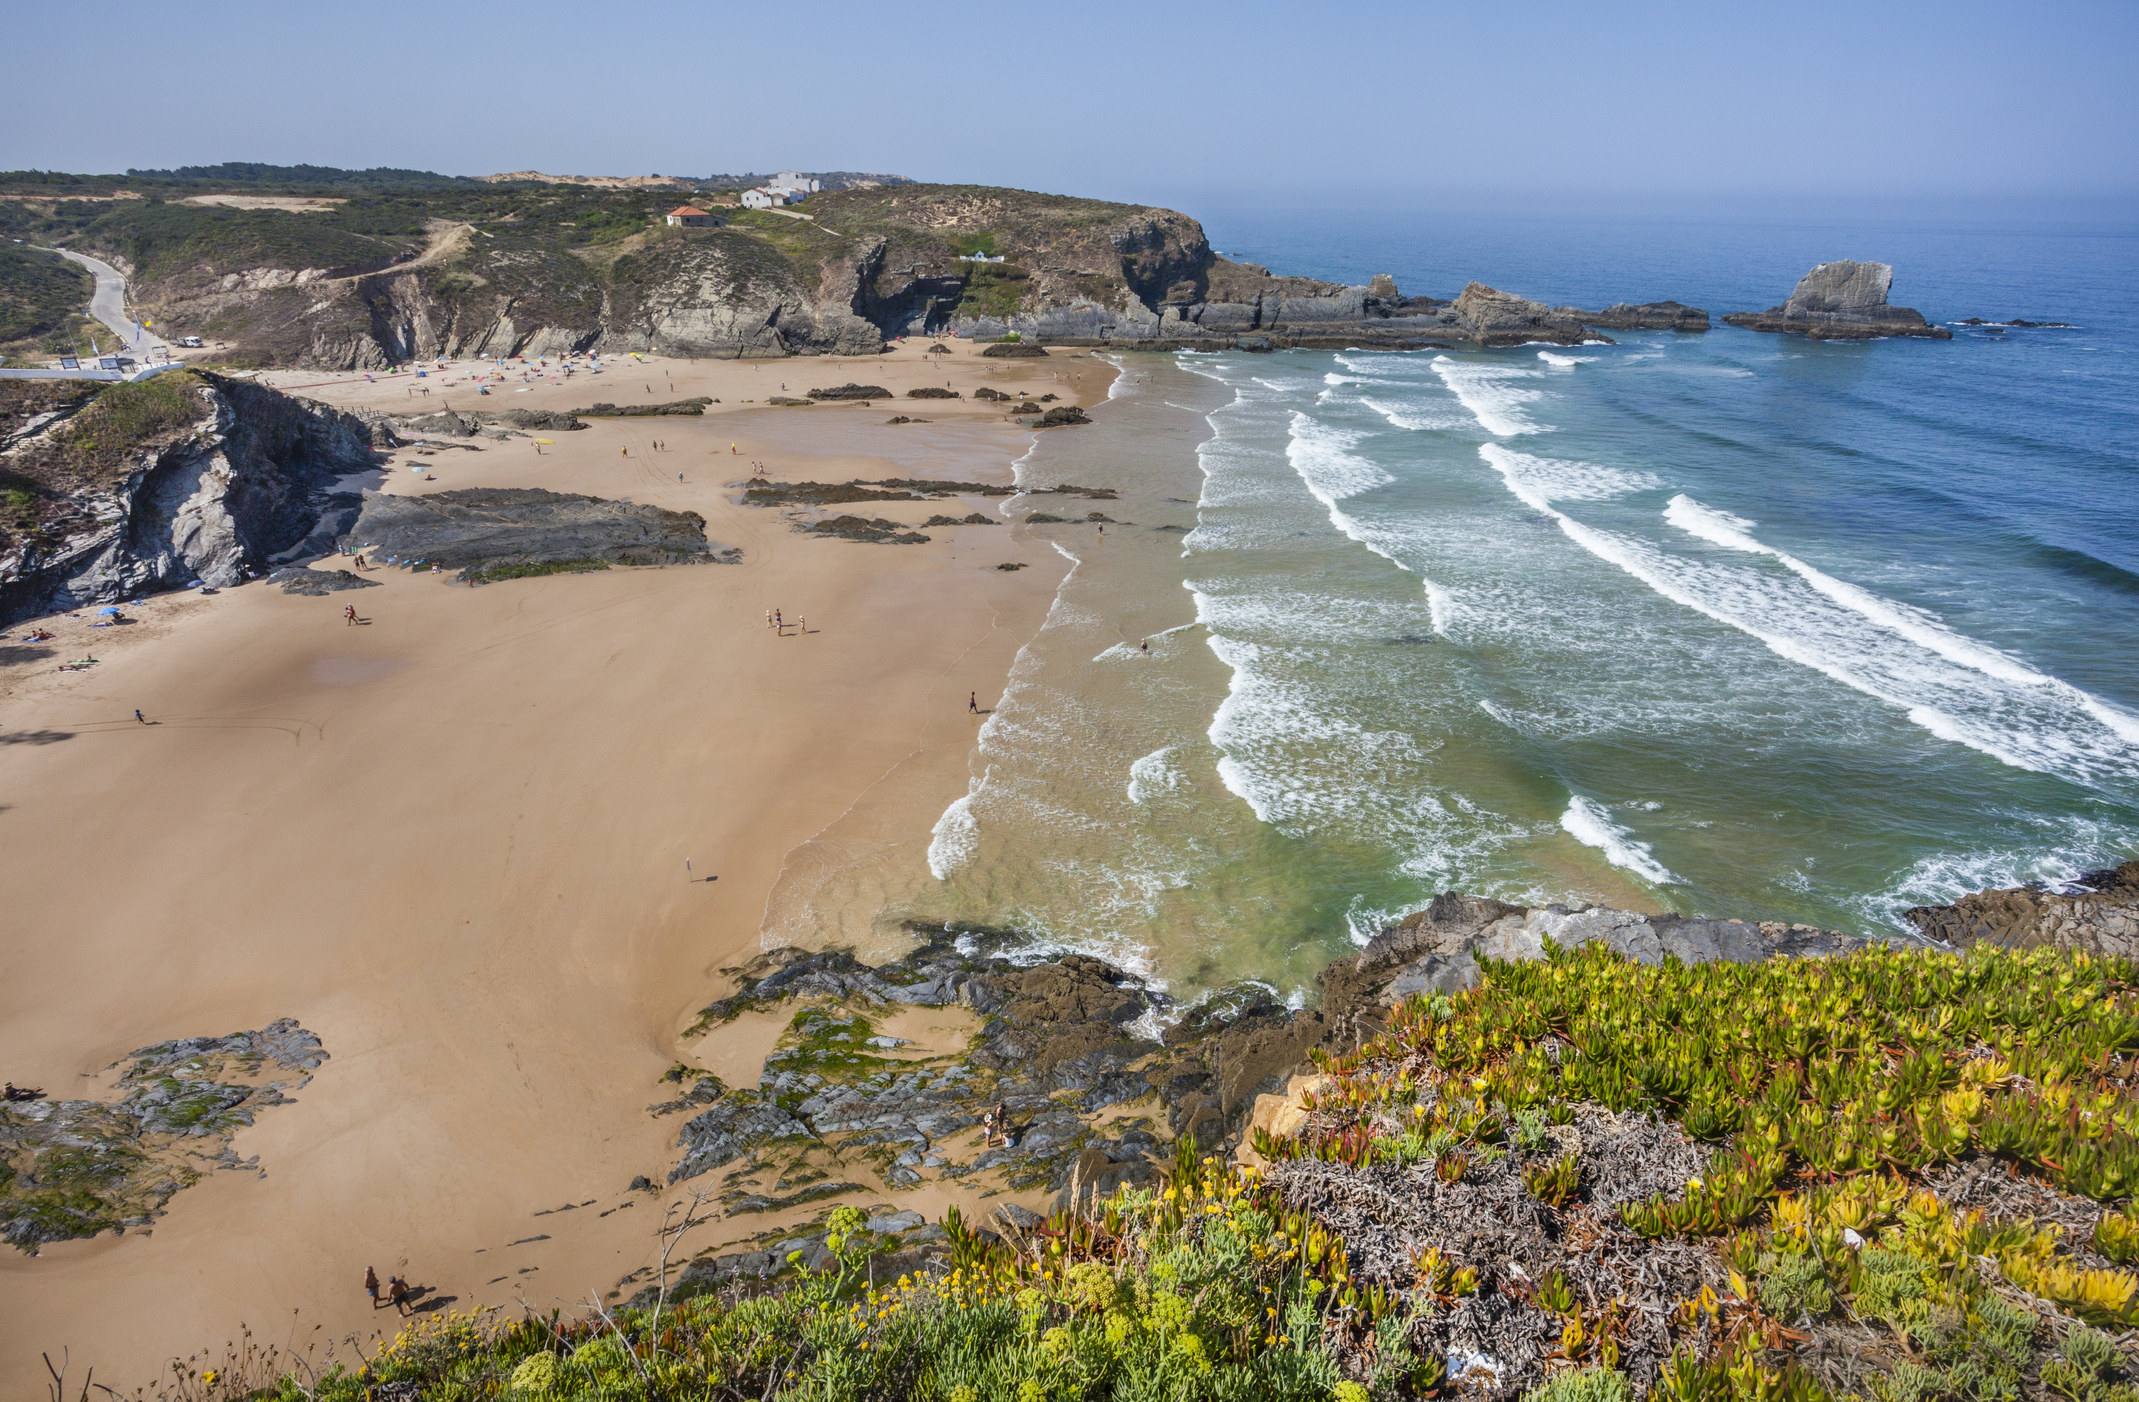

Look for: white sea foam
[926,791,979,880]
[1127,746,1184,804]
[1478,445,2139,785]
[1431,355,1549,436]
[1359,396,1470,432]
[1286,413,1394,500]
[1663,494,2134,738]
[1425,581,1456,635]
[1479,444,1658,503]
[1537,351,1594,368]
[1560,797,1680,884]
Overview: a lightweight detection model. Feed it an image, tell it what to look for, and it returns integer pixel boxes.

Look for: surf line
[1281,408,1458,636]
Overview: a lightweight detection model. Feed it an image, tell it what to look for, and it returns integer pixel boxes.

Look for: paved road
[53,248,170,361]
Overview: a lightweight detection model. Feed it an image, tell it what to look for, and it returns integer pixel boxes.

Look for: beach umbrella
[97,605,121,615]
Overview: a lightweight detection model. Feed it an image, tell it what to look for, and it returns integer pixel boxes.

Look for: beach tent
[96,605,121,615]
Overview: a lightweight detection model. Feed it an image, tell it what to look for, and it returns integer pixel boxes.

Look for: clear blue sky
[7,0,2134,212]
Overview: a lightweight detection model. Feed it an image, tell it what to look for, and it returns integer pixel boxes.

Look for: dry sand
[0,343,1110,1397]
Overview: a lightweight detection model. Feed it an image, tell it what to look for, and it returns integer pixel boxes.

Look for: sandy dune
[0,343,1108,1396]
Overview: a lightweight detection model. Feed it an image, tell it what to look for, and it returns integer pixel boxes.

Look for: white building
[772,172,820,194]
[740,187,789,209]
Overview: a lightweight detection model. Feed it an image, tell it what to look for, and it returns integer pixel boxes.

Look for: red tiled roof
[668,205,710,217]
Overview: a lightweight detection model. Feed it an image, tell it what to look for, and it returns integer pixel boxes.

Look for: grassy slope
[204,940,2139,1402]
[0,245,92,344]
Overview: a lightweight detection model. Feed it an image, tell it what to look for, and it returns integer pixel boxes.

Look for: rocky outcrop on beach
[0,1019,325,1250]
[652,895,1902,1235]
[1903,859,2139,955]
[1559,300,1711,331]
[0,372,380,626]
[1723,260,1952,339]
[269,565,377,595]
[348,487,736,581]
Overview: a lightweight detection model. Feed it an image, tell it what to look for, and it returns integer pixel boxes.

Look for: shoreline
[0,345,1115,1396]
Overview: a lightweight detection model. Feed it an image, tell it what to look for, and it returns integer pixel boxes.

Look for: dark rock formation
[805,384,890,401]
[804,516,931,544]
[1,1019,325,1249]
[1435,283,1602,347]
[1036,405,1090,427]
[347,487,734,580]
[923,513,998,527]
[0,373,380,627]
[656,894,1898,1230]
[905,387,959,399]
[1559,300,1710,332]
[1903,860,2139,955]
[1723,261,1951,339]
[497,408,586,432]
[1329,891,1899,1029]
[979,342,1048,358]
[570,398,711,417]
[270,566,378,595]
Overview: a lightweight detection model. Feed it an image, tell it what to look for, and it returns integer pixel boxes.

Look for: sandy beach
[0,341,1112,1396]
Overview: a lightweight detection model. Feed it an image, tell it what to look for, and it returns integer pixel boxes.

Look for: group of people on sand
[765,609,804,635]
[978,1100,1014,1150]
[363,1265,417,1316]
[3,1083,45,1102]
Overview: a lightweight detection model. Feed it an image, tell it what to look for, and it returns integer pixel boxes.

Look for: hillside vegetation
[188,940,2139,1402]
[0,170,1226,367]
[0,244,94,357]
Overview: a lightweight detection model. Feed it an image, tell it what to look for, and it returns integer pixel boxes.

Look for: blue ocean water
[902,207,2139,997]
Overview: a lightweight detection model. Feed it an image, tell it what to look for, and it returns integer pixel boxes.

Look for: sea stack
[1723,260,1951,339]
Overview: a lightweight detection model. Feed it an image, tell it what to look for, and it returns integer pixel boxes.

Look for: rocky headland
[1723,260,1952,340]
[0,173,1764,365]
[0,371,379,626]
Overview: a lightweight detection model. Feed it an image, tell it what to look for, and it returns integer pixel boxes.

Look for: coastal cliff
[2,174,1727,365]
[0,372,378,624]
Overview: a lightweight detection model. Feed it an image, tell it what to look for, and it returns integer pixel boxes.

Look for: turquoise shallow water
[891,209,2139,1001]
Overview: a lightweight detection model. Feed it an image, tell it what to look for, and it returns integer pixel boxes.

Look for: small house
[665,205,721,227]
[741,188,789,210]
[773,172,820,194]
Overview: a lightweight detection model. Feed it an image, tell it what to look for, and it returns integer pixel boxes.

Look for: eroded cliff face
[96,183,1631,366]
[0,373,377,624]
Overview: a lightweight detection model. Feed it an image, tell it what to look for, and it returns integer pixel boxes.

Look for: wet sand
[0,345,1109,1396]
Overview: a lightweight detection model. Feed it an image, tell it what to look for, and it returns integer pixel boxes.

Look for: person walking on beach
[364,1266,381,1309]
[388,1276,413,1316]
[345,604,358,626]
[1140,638,1149,655]
[134,709,146,724]
[968,691,979,714]
[992,1100,1012,1148]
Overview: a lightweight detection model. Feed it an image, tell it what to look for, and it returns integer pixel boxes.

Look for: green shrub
[1524,1366,1632,1402]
